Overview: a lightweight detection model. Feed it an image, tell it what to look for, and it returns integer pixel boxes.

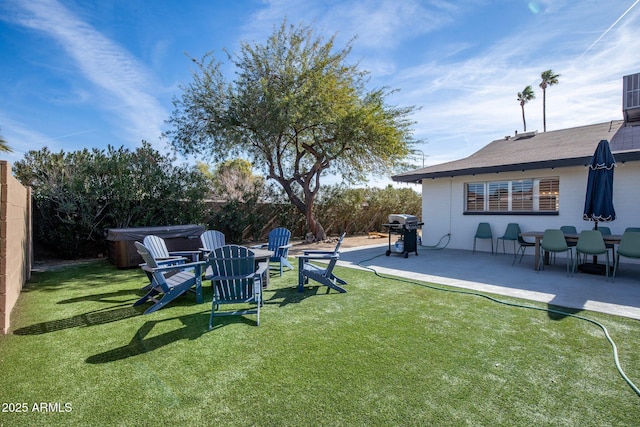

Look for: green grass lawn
[1,259,639,426]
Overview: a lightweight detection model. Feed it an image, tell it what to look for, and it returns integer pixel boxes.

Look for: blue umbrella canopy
[583,139,616,223]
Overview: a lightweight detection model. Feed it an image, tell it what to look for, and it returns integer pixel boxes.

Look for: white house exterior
[392,120,640,255]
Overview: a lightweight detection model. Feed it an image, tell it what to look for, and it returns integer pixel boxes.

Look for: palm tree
[517,85,535,132]
[0,128,13,153]
[539,69,560,132]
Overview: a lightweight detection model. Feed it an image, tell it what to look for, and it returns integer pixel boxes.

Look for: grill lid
[388,214,419,225]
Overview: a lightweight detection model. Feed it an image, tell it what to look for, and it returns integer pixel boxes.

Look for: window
[465,177,559,214]
[466,183,485,212]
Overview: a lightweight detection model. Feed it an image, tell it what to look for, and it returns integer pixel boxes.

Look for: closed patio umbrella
[581,139,616,273]
[583,139,616,223]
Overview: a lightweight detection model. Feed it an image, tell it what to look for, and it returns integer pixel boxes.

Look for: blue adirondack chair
[200,230,226,254]
[133,242,205,315]
[252,227,293,276]
[143,235,195,264]
[208,245,267,329]
[200,230,226,280]
[297,232,347,293]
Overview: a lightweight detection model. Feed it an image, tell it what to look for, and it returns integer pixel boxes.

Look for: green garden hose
[356,253,640,398]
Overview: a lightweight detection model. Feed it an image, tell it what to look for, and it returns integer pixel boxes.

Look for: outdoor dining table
[519,231,622,271]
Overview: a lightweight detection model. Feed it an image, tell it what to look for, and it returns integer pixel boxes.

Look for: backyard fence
[0,161,32,334]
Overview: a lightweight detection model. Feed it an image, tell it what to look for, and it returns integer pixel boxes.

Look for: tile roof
[393,120,640,183]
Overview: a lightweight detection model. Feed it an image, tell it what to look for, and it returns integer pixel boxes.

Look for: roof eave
[392,151,640,183]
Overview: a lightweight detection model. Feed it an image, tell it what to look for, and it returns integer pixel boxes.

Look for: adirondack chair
[252,227,293,276]
[133,242,205,315]
[136,235,191,289]
[143,235,195,264]
[297,232,347,293]
[200,230,226,254]
[208,245,267,329]
[200,230,227,280]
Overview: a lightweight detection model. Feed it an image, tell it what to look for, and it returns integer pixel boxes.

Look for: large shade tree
[539,69,560,132]
[517,85,535,132]
[166,20,417,240]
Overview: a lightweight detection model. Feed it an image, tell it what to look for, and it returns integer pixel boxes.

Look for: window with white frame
[465,177,559,214]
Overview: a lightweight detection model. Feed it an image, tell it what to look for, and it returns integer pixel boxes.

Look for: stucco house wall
[420,161,640,258]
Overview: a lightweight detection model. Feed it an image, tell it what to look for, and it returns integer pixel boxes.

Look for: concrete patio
[337,243,640,320]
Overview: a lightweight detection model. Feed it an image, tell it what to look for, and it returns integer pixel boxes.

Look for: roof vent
[513,130,537,140]
[623,73,640,125]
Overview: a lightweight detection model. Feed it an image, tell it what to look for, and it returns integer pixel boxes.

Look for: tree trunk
[521,104,527,132]
[542,88,547,132]
[306,210,327,241]
[276,177,327,241]
[304,190,327,241]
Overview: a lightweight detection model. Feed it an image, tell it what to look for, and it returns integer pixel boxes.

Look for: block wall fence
[0,160,32,334]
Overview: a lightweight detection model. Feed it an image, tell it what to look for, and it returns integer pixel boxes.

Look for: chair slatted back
[333,232,347,254]
[267,228,291,258]
[134,242,169,293]
[143,235,170,259]
[210,245,257,302]
[200,230,226,251]
[135,241,160,269]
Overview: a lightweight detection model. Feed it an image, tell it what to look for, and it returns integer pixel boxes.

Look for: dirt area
[31,234,389,272]
[286,233,388,256]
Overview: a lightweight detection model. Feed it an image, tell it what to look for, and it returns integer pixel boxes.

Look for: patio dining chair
[473,222,493,255]
[539,229,573,275]
[560,225,578,246]
[560,225,578,263]
[574,230,610,279]
[513,233,535,266]
[497,223,520,256]
[612,231,640,281]
[594,225,615,261]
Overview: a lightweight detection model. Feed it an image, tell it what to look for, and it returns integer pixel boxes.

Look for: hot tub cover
[105,224,205,241]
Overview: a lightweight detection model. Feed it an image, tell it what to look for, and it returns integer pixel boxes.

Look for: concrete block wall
[0,161,32,334]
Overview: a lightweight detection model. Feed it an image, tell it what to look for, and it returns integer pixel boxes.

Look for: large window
[465,177,559,214]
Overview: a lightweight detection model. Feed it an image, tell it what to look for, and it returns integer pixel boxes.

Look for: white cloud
[7,0,167,146]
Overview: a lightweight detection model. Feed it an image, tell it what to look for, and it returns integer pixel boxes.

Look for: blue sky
[1,0,640,187]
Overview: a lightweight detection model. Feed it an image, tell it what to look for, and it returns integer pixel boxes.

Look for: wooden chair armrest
[255,262,269,275]
[301,250,336,256]
[297,253,338,261]
[156,256,188,263]
[144,260,205,273]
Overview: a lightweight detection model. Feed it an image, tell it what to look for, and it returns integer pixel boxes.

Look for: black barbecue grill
[382,214,424,258]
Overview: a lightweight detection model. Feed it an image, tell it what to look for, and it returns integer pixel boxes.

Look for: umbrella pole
[593,221,598,264]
